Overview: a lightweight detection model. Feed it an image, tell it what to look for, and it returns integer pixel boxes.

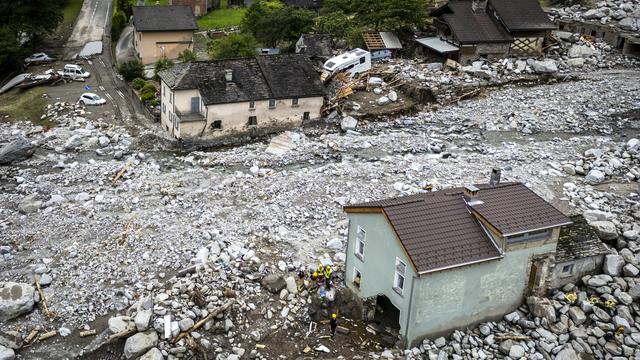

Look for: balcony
[176,110,205,123]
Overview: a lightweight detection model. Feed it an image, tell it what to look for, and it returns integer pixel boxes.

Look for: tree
[117,0,133,19]
[111,10,127,40]
[154,58,174,79]
[244,5,316,47]
[241,0,285,37]
[207,33,258,59]
[314,11,354,40]
[320,0,355,14]
[354,0,426,34]
[118,60,145,82]
[177,49,197,63]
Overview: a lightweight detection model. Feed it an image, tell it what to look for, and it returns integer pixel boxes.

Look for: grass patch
[0,88,48,124]
[62,0,84,28]
[197,0,246,30]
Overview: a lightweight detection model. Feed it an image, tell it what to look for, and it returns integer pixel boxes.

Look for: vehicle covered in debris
[321,48,371,82]
[58,64,91,79]
[24,52,55,65]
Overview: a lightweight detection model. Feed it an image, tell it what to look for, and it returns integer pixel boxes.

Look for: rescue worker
[324,265,333,287]
[330,313,337,339]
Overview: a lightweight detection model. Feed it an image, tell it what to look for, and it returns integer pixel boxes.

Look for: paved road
[65,0,151,123]
[67,0,111,48]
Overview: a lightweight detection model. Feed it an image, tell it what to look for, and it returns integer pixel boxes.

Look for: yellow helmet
[312,272,318,277]
[326,266,332,272]
[331,313,337,319]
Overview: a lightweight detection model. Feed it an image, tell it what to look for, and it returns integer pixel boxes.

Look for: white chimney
[225,69,233,82]
[463,185,484,206]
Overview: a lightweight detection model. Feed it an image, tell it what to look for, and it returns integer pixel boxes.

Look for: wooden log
[79,329,97,337]
[34,274,53,318]
[107,328,136,341]
[173,300,234,342]
[38,331,56,341]
[112,160,132,184]
[176,265,197,277]
[22,329,38,346]
[495,334,531,341]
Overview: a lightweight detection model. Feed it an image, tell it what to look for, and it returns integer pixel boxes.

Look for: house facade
[157,55,325,141]
[132,6,198,65]
[344,180,572,346]
[424,0,555,63]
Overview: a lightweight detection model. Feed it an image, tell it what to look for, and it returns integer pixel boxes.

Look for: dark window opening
[248,116,257,127]
[268,99,276,108]
[359,57,365,64]
[211,120,222,129]
[292,98,299,106]
[303,112,310,121]
[249,101,255,109]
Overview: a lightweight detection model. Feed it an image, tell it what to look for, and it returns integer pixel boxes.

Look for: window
[292,98,299,106]
[359,57,365,64]
[162,103,166,114]
[303,112,310,121]
[268,99,276,109]
[170,92,173,104]
[248,116,257,127]
[211,120,222,130]
[562,264,574,275]
[355,226,365,259]
[353,267,362,289]
[249,101,255,109]
[393,258,406,295]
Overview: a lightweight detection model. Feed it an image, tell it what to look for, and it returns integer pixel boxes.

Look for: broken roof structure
[158,55,325,105]
[362,31,403,51]
[344,182,571,274]
[490,0,556,32]
[132,5,198,32]
[556,215,609,262]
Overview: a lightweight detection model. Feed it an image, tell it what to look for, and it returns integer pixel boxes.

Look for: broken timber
[34,274,54,318]
[174,300,234,342]
[112,160,133,184]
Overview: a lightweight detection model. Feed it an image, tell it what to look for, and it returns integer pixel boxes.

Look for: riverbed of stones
[0,70,639,359]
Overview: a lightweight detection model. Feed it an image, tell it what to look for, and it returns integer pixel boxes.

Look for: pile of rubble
[550,1,640,33]
[556,138,640,184]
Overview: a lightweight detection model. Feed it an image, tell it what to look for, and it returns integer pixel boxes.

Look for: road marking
[117,90,125,99]
[90,0,98,25]
[99,86,105,91]
[98,58,106,67]
[104,0,110,28]
[105,93,114,101]
[87,59,93,65]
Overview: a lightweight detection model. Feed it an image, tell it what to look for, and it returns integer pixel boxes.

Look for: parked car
[24,52,55,65]
[78,93,106,105]
[58,64,91,79]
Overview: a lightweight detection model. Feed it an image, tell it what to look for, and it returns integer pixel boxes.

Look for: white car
[58,64,91,79]
[24,52,55,64]
[78,93,106,105]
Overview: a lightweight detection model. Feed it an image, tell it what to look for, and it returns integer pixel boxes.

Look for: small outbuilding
[295,34,333,60]
[361,31,403,60]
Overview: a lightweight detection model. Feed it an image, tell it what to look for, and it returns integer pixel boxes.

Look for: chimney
[489,167,501,186]
[463,185,483,206]
[224,69,233,82]
[471,0,488,13]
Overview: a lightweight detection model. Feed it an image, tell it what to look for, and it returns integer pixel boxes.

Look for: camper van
[321,48,371,81]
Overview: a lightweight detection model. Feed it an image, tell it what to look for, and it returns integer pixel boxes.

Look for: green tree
[320,0,355,14]
[154,58,174,79]
[111,10,127,40]
[246,6,316,47]
[177,49,197,62]
[118,60,145,81]
[117,0,133,18]
[314,11,354,39]
[355,0,426,34]
[240,0,285,37]
[207,33,258,59]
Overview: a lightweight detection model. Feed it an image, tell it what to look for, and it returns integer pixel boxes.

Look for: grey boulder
[124,331,158,359]
[0,138,35,165]
[0,282,35,321]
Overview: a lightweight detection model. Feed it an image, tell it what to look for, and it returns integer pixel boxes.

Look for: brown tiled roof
[556,215,609,262]
[345,183,571,274]
[471,183,572,236]
[490,0,556,32]
[432,1,512,44]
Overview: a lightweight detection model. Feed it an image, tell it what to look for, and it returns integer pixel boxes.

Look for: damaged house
[421,0,556,63]
[343,177,572,346]
[157,54,325,141]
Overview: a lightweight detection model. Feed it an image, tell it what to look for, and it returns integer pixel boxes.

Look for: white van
[321,48,371,81]
[58,64,91,79]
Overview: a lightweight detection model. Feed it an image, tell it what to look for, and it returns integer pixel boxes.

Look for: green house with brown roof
[343,180,572,346]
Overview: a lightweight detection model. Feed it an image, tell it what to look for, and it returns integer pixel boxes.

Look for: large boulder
[261,274,286,294]
[340,116,358,131]
[0,345,15,360]
[591,221,618,241]
[139,348,163,360]
[108,316,135,334]
[619,17,639,31]
[124,331,158,359]
[585,169,605,184]
[555,348,579,360]
[527,296,556,323]
[603,254,625,276]
[17,194,42,215]
[568,44,597,58]
[531,59,557,74]
[0,282,35,321]
[0,138,35,165]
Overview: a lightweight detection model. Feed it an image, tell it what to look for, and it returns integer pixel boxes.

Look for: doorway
[374,295,401,330]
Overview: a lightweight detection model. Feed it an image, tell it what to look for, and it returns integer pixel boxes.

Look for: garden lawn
[197,0,246,30]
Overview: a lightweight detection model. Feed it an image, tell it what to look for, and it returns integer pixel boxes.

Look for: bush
[207,33,258,60]
[140,91,156,103]
[148,99,160,107]
[118,60,145,82]
[154,58,174,80]
[141,83,157,96]
[177,49,197,63]
[132,78,146,90]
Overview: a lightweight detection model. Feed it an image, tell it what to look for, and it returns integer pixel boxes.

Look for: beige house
[132,6,197,65]
[157,55,325,141]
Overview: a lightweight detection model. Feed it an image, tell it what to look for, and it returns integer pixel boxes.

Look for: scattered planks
[174,300,234,343]
[495,334,531,341]
[80,329,97,337]
[112,160,133,184]
[34,274,54,318]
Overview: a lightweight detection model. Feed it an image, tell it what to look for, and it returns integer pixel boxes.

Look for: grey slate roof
[158,55,325,105]
[345,183,571,274]
[132,6,198,32]
[490,0,556,32]
[556,215,609,262]
[432,1,512,43]
[297,34,333,58]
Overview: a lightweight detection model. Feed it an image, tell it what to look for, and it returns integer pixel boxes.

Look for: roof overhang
[418,254,504,275]
[416,37,459,54]
[502,221,573,237]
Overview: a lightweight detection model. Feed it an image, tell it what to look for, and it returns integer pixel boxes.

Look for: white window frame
[355,226,365,260]
[561,263,574,277]
[352,267,362,289]
[393,257,406,295]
